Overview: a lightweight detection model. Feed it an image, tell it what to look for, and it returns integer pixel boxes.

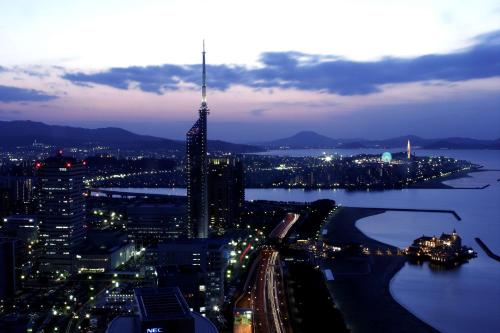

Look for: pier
[475,238,500,262]
[374,207,461,221]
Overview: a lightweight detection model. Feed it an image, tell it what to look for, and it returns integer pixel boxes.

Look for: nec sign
[146,329,164,333]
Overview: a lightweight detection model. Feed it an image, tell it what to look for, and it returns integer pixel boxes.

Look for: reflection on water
[355,211,458,249]
[102,149,500,332]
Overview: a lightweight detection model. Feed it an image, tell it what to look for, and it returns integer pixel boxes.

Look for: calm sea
[103,149,500,332]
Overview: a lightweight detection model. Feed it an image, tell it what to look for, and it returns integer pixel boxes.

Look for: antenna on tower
[201,39,207,104]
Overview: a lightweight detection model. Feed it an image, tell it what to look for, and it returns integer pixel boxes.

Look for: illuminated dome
[381,152,392,163]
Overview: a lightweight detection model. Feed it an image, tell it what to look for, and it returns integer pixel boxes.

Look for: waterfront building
[208,157,244,235]
[36,151,86,274]
[406,229,474,265]
[187,42,209,239]
[105,287,218,333]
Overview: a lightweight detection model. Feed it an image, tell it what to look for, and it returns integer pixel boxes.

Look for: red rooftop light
[35,162,42,168]
[66,162,72,168]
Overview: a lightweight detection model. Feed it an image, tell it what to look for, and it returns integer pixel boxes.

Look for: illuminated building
[187,41,209,239]
[406,229,475,265]
[126,203,187,246]
[75,230,135,274]
[154,238,227,316]
[208,157,244,234]
[36,151,86,274]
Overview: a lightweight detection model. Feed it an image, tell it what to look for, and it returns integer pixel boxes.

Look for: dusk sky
[0,0,499,142]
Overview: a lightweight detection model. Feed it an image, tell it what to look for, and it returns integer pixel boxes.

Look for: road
[234,212,298,333]
[233,253,261,333]
[269,213,300,240]
[254,249,291,333]
[234,249,291,333]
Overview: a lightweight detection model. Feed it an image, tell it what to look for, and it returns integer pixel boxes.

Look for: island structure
[406,230,477,265]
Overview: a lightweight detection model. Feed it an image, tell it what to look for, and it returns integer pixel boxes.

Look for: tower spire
[407,139,411,159]
[201,39,207,105]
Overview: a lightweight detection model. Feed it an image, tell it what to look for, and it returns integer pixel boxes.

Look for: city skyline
[0,1,499,141]
[1,2,499,333]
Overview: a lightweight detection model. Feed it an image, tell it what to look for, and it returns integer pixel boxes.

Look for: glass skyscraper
[186,42,209,239]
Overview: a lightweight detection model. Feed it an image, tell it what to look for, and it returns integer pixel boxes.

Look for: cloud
[62,30,500,96]
[0,109,21,115]
[0,85,58,103]
[249,108,268,117]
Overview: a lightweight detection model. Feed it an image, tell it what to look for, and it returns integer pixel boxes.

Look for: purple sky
[0,1,499,142]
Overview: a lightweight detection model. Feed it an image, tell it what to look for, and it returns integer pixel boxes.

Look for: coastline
[409,168,489,189]
[320,206,438,333]
[94,169,491,193]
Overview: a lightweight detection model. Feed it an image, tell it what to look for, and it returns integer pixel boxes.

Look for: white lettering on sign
[146,329,163,333]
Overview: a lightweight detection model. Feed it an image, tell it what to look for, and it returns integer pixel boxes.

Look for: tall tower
[37,151,86,274]
[407,139,411,159]
[186,41,209,238]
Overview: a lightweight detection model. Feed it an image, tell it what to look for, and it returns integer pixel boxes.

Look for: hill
[260,131,500,150]
[0,120,262,153]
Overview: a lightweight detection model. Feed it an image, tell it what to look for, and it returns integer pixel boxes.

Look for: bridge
[87,188,185,200]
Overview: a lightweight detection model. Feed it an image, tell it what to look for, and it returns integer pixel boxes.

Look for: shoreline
[320,206,438,333]
[94,169,494,193]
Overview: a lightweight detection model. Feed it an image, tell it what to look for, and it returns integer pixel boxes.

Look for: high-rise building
[208,157,244,234]
[0,239,16,301]
[36,152,86,274]
[155,238,227,316]
[187,42,209,239]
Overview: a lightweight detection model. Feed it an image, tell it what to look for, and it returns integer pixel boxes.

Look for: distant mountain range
[0,120,262,153]
[258,131,500,150]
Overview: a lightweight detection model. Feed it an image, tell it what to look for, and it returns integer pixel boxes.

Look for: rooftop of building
[77,229,129,255]
[38,151,84,168]
[155,237,228,250]
[3,215,37,222]
[106,312,218,333]
[135,287,191,322]
[155,264,204,276]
